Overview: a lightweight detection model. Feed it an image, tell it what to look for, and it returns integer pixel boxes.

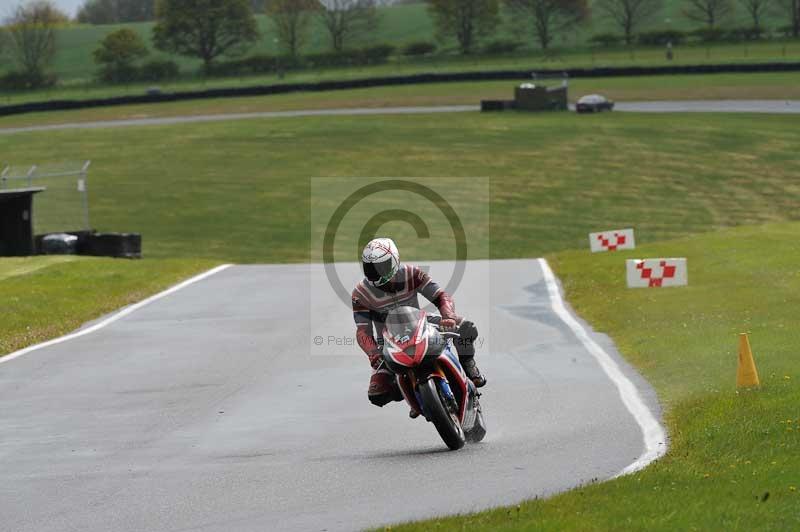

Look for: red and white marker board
[589,228,635,253]
[626,258,688,288]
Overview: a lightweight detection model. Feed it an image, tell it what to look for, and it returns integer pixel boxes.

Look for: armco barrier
[35,230,141,258]
[86,232,141,259]
[2,62,799,118]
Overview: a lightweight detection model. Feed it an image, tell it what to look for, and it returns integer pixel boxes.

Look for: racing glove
[439,318,460,332]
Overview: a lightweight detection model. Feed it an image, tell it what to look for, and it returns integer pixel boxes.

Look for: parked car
[576,94,615,113]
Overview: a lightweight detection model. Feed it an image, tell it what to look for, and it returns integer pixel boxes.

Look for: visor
[363,259,394,283]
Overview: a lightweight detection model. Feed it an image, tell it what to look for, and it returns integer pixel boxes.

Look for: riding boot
[454,320,485,387]
[460,356,487,388]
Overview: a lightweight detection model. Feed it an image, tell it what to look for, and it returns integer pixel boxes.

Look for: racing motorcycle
[382,306,487,450]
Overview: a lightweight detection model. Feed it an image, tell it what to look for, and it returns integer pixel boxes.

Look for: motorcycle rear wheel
[420,378,465,450]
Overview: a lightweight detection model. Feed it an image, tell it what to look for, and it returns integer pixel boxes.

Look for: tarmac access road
[0,100,797,135]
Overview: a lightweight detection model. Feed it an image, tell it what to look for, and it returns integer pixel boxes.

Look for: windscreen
[385,307,423,344]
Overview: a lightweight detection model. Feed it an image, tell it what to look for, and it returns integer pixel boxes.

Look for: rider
[352,237,486,408]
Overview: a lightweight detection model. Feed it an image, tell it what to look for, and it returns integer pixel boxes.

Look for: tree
[77,0,156,24]
[736,0,769,28]
[319,0,379,52]
[2,1,66,80]
[780,0,799,37]
[115,0,156,22]
[77,0,116,23]
[4,0,68,25]
[596,0,662,45]
[682,0,732,27]
[503,0,588,50]
[425,0,499,54]
[266,0,320,58]
[94,28,149,82]
[152,0,260,69]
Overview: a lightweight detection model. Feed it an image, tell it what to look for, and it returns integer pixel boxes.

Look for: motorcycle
[381,306,487,450]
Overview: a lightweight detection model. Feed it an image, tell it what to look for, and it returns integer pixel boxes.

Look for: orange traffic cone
[737,333,760,388]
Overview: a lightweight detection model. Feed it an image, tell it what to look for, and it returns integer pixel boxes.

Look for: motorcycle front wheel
[419,378,465,450]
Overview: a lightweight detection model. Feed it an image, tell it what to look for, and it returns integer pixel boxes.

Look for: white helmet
[362,237,400,287]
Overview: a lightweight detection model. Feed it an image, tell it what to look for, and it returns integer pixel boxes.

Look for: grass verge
[386,222,800,530]
[0,256,218,356]
[2,72,800,129]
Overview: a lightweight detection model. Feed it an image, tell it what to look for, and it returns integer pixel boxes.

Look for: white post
[81,160,91,231]
[0,165,9,190]
[26,165,37,187]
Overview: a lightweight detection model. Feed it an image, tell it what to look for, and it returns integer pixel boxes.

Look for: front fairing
[382,307,448,370]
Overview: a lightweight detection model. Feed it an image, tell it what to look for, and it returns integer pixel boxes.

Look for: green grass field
[387,222,800,530]
[3,72,800,128]
[2,109,799,527]
[2,111,799,263]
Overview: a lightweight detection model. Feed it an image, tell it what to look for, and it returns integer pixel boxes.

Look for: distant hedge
[722,26,766,42]
[402,41,437,56]
[637,30,686,46]
[589,33,622,47]
[204,55,281,77]
[305,45,396,68]
[4,62,800,118]
[635,27,783,47]
[688,28,727,43]
[99,60,180,83]
[0,71,58,90]
[484,40,522,54]
[138,60,180,81]
[205,45,397,77]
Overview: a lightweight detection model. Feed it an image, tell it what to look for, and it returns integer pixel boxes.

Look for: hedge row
[638,27,771,45]
[99,60,180,83]
[402,41,437,56]
[205,45,397,77]
[204,39,539,78]
[202,27,800,80]
[592,26,799,47]
[306,45,396,68]
[0,71,58,90]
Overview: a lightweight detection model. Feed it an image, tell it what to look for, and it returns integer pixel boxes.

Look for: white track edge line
[537,257,667,476]
[0,263,233,366]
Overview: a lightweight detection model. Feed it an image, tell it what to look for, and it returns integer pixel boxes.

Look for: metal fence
[0,161,91,235]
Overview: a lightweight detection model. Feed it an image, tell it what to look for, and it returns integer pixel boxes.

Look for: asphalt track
[0,100,797,135]
[0,260,664,532]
